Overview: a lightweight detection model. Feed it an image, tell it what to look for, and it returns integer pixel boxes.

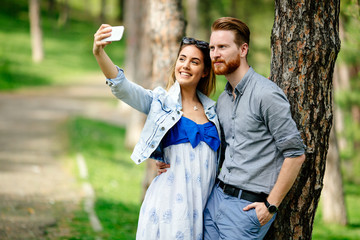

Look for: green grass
[313,182,360,239]
[66,117,144,239]
[65,117,360,239]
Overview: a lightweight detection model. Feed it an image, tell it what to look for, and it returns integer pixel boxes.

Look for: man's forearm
[267,154,305,206]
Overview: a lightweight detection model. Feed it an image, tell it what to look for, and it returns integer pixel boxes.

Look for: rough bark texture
[267,1,341,239]
[29,0,44,62]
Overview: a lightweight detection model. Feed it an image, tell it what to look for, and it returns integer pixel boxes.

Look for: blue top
[162,116,220,152]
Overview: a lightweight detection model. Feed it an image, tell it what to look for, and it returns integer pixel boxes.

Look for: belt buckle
[223,184,235,196]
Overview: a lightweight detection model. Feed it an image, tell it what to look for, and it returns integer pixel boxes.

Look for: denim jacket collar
[169,81,216,112]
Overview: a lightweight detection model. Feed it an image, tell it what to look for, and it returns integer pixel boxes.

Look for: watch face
[268,205,278,213]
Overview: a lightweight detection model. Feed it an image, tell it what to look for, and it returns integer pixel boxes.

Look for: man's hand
[155,161,170,175]
[243,202,274,226]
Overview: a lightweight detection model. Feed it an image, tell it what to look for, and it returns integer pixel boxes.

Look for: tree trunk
[267,1,341,239]
[123,0,151,150]
[138,0,185,200]
[333,19,349,151]
[322,123,348,225]
[58,0,69,27]
[185,0,199,38]
[29,0,44,62]
[100,0,107,23]
[148,0,185,88]
[321,17,348,226]
[117,0,124,22]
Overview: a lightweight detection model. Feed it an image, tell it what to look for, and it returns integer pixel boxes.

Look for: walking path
[0,75,128,239]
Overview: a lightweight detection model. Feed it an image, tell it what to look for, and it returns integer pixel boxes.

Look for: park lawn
[65,117,360,239]
[65,117,144,239]
[0,5,124,91]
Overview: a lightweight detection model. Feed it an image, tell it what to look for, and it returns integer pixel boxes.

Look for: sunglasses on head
[181,37,209,49]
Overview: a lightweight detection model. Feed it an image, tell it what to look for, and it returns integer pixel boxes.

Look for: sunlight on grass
[67,117,145,239]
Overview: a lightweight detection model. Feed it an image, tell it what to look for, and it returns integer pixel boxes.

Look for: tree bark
[267,1,341,239]
[29,0,44,62]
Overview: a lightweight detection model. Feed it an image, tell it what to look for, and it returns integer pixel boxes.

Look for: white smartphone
[101,26,125,42]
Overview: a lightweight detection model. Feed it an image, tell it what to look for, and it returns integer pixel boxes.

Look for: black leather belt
[217,179,267,203]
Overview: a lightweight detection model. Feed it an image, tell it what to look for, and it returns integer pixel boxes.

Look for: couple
[93,17,306,240]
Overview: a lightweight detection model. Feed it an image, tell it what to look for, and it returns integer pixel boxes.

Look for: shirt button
[232,136,235,139]
[160,127,165,131]
[172,116,176,120]
[151,144,155,148]
[138,159,141,163]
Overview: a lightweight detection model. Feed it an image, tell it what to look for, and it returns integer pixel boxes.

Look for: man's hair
[211,17,250,48]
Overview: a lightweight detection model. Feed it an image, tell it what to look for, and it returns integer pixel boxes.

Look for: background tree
[321,18,349,226]
[122,0,185,199]
[266,0,341,239]
[139,0,185,198]
[29,0,44,62]
[322,122,348,225]
[184,0,199,38]
[58,0,69,27]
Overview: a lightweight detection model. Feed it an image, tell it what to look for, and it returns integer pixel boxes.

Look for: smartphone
[101,26,125,42]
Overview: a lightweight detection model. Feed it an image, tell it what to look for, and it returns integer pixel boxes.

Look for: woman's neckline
[181,115,211,126]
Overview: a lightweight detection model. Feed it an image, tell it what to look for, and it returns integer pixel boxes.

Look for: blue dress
[136,116,220,240]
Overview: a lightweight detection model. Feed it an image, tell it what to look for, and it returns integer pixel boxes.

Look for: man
[203,17,305,239]
[157,17,306,239]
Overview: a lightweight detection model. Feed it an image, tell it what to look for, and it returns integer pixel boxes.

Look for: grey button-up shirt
[217,67,305,194]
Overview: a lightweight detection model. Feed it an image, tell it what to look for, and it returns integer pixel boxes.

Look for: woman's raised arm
[93,24,118,79]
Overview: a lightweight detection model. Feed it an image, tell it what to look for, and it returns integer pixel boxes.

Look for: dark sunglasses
[181,37,209,49]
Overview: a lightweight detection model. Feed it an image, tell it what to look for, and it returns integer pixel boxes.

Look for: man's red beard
[212,54,241,75]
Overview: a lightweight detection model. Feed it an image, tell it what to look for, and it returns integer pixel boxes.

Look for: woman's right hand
[93,24,113,56]
[156,161,170,175]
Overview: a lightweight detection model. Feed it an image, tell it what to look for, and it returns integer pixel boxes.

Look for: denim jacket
[106,67,221,165]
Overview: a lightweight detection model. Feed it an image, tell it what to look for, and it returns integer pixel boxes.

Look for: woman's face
[175,45,207,90]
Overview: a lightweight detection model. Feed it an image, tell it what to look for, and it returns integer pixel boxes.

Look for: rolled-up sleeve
[260,86,306,158]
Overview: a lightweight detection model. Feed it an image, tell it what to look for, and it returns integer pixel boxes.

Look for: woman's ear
[202,69,209,78]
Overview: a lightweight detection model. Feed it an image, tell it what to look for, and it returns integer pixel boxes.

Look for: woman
[93,24,220,240]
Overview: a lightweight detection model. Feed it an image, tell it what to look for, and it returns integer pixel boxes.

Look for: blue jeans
[203,184,276,240]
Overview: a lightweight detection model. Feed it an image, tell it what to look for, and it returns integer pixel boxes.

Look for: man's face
[209,30,241,75]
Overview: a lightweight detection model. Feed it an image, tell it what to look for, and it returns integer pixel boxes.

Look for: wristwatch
[265,200,278,214]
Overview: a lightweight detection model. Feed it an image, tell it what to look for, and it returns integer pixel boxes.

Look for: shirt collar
[224,67,255,96]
